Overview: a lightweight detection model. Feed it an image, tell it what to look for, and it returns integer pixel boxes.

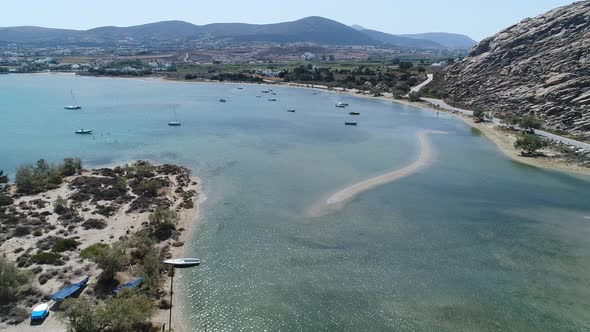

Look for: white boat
[75,129,92,134]
[64,90,82,110]
[163,258,201,268]
[336,102,347,108]
[30,303,49,321]
[168,105,181,126]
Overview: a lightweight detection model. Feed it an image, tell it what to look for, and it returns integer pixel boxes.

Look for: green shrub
[31,252,63,265]
[61,158,82,176]
[52,238,79,252]
[0,194,14,206]
[0,257,32,304]
[54,196,69,215]
[80,243,109,259]
[148,207,178,241]
[514,133,548,155]
[13,226,31,237]
[519,115,542,133]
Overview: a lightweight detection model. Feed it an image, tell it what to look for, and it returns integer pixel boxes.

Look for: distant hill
[400,32,477,49]
[0,17,473,49]
[359,29,444,49]
[443,1,590,137]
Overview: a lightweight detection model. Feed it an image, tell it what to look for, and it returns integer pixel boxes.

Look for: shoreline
[307,130,447,217]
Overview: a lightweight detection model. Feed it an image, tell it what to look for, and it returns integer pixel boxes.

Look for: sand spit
[307,130,447,217]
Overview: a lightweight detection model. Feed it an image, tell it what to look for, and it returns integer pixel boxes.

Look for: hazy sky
[0,0,576,40]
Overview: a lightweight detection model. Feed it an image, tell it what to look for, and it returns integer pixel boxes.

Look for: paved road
[410,73,434,93]
[420,97,590,150]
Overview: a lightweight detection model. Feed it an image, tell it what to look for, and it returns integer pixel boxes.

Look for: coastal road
[410,73,434,93]
[420,97,590,151]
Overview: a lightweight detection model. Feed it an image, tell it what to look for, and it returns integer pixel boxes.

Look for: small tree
[93,242,127,283]
[519,115,542,133]
[399,61,413,71]
[408,91,421,102]
[15,165,40,194]
[60,297,98,332]
[472,108,486,123]
[54,196,69,215]
[61,158,82,176]
[96,290,155,331]
[514,133,548,156]
[0,257,32,304]
[503,116,520,129]
[0,170,8,191]
[148,207,178,241]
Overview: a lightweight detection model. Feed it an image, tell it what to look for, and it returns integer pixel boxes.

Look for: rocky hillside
[443,1,590,138]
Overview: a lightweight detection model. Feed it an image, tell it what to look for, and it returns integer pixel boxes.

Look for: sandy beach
[307,130,447,217]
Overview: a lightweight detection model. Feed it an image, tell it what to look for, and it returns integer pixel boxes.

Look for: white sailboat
[64,90,82,110]
[168,105,181,126]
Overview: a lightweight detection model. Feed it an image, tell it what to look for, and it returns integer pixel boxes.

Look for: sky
[0,0,577,40]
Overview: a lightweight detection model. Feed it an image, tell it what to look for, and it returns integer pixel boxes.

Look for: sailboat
[64,90,82,110]
[168,105,181,126]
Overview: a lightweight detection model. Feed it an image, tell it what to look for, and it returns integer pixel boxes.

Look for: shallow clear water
[1,74,589,331]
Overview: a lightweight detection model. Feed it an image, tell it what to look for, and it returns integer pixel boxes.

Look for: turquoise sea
[1,74,589,331]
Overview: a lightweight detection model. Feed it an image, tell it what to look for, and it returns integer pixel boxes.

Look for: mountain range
[0,16,476,49]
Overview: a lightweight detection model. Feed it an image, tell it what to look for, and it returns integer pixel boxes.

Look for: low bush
[52,238,79,252]
[31,252,63,265]
[80,243,109,260]
[82,218,107,230]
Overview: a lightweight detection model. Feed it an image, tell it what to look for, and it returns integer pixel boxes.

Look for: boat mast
[71,90,78,106]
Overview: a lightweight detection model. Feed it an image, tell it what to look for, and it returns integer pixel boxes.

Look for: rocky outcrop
[443,1,590,138]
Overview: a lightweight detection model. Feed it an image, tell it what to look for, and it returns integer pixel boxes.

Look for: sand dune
[308,130,447,217]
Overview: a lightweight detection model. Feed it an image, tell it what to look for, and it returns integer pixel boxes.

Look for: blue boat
[50,277,89,302]
[30,303,49,321]
[113,277,144,294]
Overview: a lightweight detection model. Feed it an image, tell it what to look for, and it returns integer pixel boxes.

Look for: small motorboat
[163,258,201,268]
[168,121,181,127]
[261,90,270,93]
[271,92,277,95]
[237,87,243,90]
[335,102,347,108]
[219,98,227,103]
[349,112,360,115]
[268,98,277,102]
[75,129,93,134]
[256,95,262,98]
[345,122,358,126]
[287,109,296,113]
[30,303,49,321]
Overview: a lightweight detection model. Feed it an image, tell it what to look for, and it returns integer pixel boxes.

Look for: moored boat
[163,258,201,268]
[168,121,181,127]
[336,102,347,108]
[349,112,360,115]
[345,122,358,126]
[219,98,227,102]
[30,303,49,321]
[64,90,82,110]
[287,109,296,113]
[268,98,277,101]
[75,129,92,134]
